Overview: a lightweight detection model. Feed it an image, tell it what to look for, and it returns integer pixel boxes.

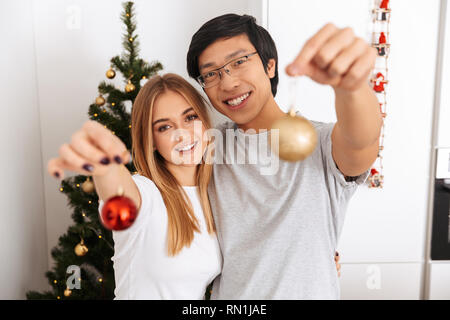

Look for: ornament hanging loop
[288,77,299,117]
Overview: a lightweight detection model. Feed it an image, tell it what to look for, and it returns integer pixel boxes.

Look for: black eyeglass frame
[196,51,259,88]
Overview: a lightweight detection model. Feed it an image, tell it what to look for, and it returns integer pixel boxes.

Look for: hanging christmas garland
[367,0,391,189]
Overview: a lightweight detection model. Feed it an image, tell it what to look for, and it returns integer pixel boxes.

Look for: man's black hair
[187,14,279,97]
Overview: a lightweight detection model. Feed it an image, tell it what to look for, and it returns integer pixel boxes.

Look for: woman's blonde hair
[131,73,215,256]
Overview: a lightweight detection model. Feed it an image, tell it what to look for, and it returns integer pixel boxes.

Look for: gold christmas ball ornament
[82,178,95,193]
[64,288,72,297]
[95,95,105,106]
[270,109,318,162]
[106,68,116,79]
[74,239,88,257]
[125,80,135,93]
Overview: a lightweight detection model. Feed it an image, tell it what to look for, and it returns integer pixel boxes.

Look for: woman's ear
[267,58,276,79]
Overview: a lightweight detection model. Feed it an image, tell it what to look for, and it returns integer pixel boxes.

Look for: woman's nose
[172,127,193,143]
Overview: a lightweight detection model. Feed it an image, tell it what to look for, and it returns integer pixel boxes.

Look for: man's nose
[218,68,240,90]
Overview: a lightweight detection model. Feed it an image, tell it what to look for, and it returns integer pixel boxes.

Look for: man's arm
[332,84,383,177]
[286,23,383,177]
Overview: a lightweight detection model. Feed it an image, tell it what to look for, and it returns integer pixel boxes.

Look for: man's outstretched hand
[286,23,377,92]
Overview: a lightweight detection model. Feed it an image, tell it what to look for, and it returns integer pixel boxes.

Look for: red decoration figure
[377,32,387,56]
[373,72,386,92]
[368,168,383,188]
[379,32,387,44]
[380,0,389,20]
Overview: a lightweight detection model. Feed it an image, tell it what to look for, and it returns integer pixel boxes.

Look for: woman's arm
[93,163,142,211]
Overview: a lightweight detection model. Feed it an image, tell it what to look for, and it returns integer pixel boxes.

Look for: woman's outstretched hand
[47,120,131,180]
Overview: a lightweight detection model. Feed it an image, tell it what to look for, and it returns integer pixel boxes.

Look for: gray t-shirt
[207,119,370,299]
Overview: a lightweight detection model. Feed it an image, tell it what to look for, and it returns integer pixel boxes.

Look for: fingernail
[82,163,94,172]
[54,172,60,178]
[114,155,122,164]
[287,64,300,75]
[329,69,338,77]
[100,157,110,165]
[336,252,339,256]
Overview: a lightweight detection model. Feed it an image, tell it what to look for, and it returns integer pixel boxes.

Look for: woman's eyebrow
[152,107,194,126]
[152,117,168,126]
[181,107,194,115]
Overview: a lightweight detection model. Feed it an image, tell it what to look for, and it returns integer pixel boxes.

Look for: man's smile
[222,91,252,110]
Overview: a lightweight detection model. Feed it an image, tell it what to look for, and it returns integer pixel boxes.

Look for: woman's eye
[158,125,170,132]
[186,114,199,121]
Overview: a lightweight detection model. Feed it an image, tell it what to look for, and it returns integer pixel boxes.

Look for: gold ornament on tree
[106,68,116,79]
[95,95,105,106]
[125,79,135,93]
[74,239,88,256]
[270,78,317,161]
[64,287,72,297]
[82,177,95,193]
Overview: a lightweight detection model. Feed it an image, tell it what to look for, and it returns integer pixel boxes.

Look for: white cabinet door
[428,263,450,299]
[436,0,450,148]
[339,263,423,299]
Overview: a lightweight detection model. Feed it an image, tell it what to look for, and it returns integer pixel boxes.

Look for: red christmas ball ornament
[100,186,138,231]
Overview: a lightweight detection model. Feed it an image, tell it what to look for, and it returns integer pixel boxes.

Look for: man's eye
[233,58,247,67]
[204,71,216,79]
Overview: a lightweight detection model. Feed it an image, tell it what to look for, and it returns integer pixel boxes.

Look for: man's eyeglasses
[196,52,258,89]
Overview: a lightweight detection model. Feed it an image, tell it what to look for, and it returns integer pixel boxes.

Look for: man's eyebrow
[199,49,247,72]
[152,107,194,126]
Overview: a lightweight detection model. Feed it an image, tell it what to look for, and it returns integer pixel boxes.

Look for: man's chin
[226,111,259,128]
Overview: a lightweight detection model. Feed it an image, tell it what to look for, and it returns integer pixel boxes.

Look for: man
[187,14,382,299]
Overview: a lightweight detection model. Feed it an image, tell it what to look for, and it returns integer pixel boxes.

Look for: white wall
[34,0,259,294]
[267,0,441,299]
[0,0,49,299]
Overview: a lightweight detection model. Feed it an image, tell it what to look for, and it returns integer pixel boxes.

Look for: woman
[47,73,340,299]
[48,73,221,299]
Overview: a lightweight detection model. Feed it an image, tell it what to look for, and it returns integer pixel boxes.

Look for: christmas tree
[26,1,163,299]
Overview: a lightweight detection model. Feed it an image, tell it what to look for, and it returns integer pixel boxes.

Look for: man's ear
[267,58,276,79]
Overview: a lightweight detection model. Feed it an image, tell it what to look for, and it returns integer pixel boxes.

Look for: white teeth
[226,92,249,106]
[175,141,197,152]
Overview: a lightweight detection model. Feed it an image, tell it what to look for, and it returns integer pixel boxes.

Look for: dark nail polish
[100,157,110,165]
[336,252,339,256]
[54,172,60,178]
[114,155,122,164]
[82,164,94,172]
